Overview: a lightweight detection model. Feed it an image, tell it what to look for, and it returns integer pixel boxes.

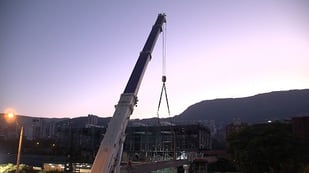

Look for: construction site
[124,123,211,162]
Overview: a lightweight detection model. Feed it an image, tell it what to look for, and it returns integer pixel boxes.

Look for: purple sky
[1,0,309,119]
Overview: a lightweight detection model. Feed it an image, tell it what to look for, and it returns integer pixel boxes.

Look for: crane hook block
[162,75,166,83]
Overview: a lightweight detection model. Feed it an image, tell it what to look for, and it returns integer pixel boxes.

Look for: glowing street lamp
[5,111,23,173]
[8,112,14,119]
[5,109,16,123]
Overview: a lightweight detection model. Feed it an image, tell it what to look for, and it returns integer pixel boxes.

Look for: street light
[8,112,15,119]
[5,109,16,123]
[5,111,23,173]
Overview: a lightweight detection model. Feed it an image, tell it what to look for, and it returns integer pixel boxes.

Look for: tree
[227,122,309,173]
[207,158,237,173]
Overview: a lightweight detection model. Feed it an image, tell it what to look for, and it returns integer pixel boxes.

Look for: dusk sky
[1,0,309,119]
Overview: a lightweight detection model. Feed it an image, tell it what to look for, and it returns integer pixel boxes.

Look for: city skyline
[1,0,309,118]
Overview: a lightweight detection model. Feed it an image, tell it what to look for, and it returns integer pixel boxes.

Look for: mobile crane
[90,13,167,173]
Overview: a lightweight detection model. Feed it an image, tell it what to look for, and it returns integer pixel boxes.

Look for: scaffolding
[124,124,211,162]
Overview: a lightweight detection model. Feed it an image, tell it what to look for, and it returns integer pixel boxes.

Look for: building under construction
[124,123,211,162]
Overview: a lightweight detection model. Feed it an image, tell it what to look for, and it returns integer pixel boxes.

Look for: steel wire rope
[156,22,171,119]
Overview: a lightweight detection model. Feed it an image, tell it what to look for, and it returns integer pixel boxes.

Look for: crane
[90,13,167,173]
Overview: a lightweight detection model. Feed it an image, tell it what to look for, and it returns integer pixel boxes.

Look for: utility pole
[16,125,23,173]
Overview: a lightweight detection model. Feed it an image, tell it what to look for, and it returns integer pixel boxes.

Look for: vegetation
[0,163,16,173]
[207,158,237,173]
[0,163,42,173]
[227,122,309,173]
[0,163,67,173]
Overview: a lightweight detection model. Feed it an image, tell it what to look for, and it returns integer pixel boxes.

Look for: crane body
[90,13,166,173]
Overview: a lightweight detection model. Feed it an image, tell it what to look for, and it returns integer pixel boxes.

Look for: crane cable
[156,22,171,118]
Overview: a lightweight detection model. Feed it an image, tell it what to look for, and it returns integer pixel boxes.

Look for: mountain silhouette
[175,89,309,123]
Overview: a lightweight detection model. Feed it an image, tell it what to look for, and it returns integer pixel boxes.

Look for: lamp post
[5,112,23,173]
[16,125,23,173]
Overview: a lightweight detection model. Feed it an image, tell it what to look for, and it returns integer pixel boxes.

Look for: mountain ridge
[175,89,309,123]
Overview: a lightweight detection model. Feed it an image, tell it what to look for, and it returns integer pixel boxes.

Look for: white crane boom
[90,13,166,173]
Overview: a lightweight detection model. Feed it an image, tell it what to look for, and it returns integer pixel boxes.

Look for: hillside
[175,89,309,123]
